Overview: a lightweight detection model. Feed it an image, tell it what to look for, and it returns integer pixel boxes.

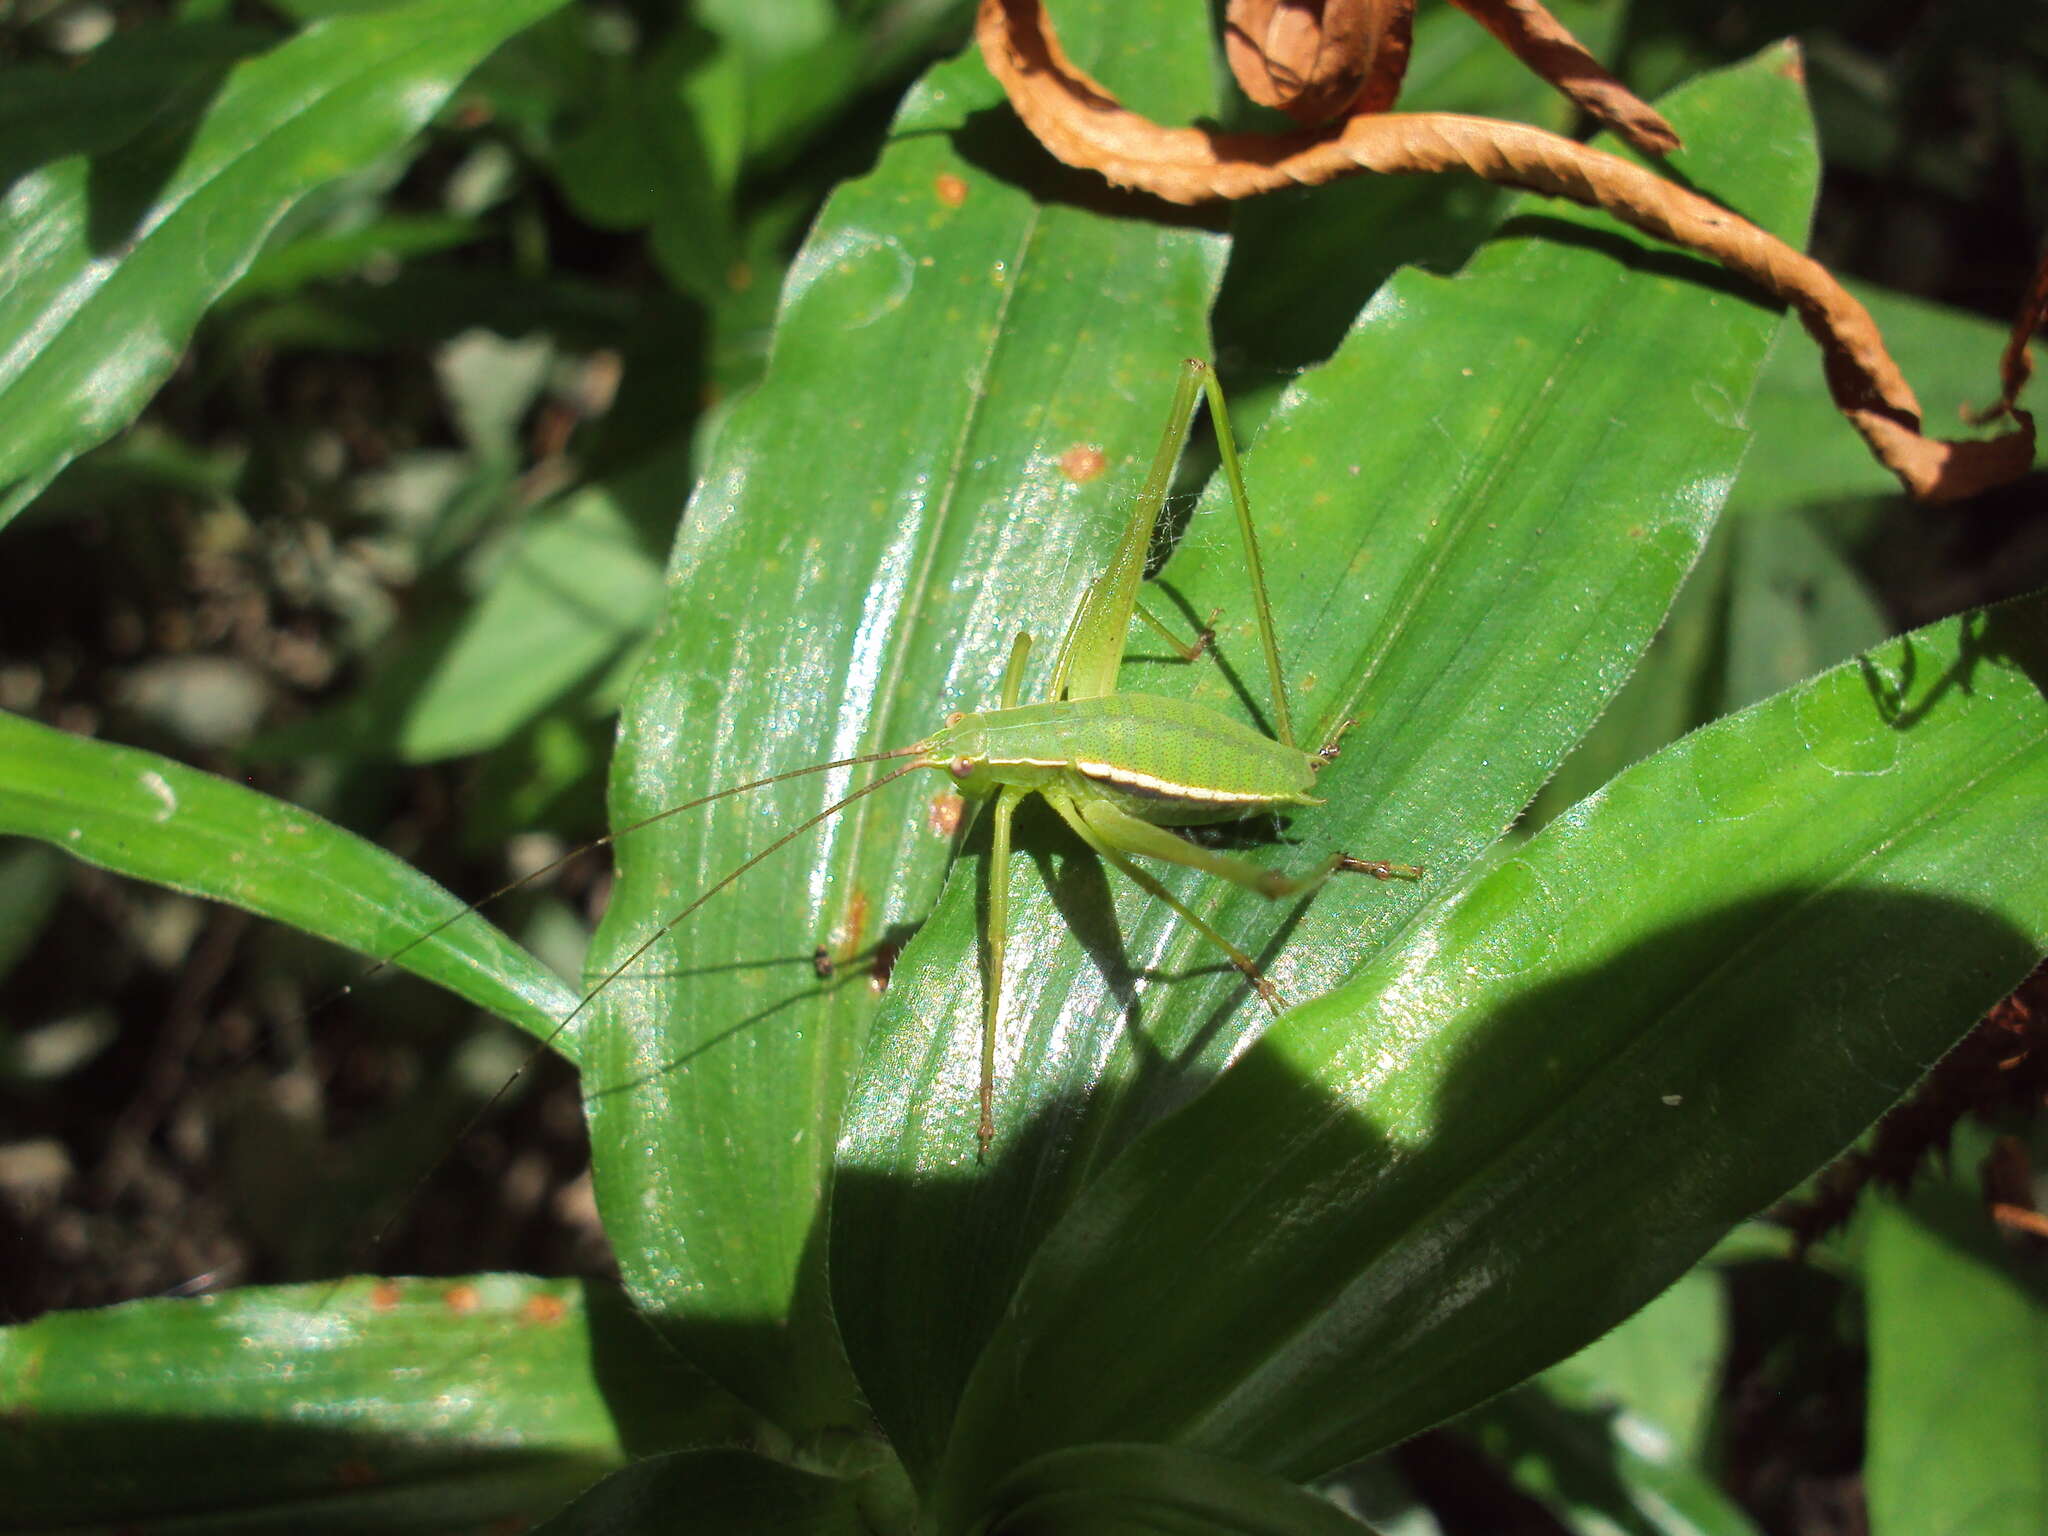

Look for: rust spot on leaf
[521,1291,569,1326]
[1058,444,1108,483]
[928,790,966,837]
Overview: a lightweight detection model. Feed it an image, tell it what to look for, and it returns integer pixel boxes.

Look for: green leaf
[1456,1273,1760,1536]
[221,211,485,303]
[938,591,2048,1514]
[1528,280,1967,832]
[1526,499,1892,833]
[548,27,733,303]
[0,0,569,527]
[1864,1124,2048,1536]
[0,711,579,1051]
[837,46,1819,1494]
[565,0,1228,1449]
[530,1448,875,1536]
[0,1277,745,1533]
[0,840,66,987]
[388,480,665,762]
[579,0,1228,1443]
[1720,508,1889,709]
[984,1444,1385,1536]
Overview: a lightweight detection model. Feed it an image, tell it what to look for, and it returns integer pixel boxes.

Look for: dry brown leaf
[1220,1,1675,151]
[1447,0,1680,155]
[1223,1,1414,123]
[1989,239,2048,422]
[977,0,2035,501]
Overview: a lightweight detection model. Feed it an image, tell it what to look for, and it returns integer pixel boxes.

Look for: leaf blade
[0,0,568,525]
[580,0,1229,1442]
[940,592,2048,1510]
[0,711,579,1050]
[0,1277,741,1532]
[837,43,1824,1497]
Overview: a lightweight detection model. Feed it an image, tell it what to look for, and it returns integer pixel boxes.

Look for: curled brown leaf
[1447,0,1680,155]
[1988,240,2048,423]
[976,0,2035,501]
[1223,1,1414,123]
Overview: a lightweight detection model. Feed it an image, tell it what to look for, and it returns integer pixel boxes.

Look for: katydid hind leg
[1195,362,1300,751]
[1049,792,1283,1011]
[1053,798,1420,1002]
[1064,797,1342,903]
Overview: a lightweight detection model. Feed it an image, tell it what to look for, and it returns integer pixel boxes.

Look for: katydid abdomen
[930,692,1321,827]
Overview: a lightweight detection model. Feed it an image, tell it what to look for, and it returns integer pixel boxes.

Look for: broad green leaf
[0,0,569,526]
[549,28,732,304]
[938,591,2048,1517]
[1520,514,1736,831]
[836,48,1817,1492]
[1535,286,2003,833]
[0,1276,743,1533]
[1528,499,1891,832]
[581,0,1228,1442]
[1864,1124,2048,1536]
[0,712,579,1052]
[1721,508,1889,709]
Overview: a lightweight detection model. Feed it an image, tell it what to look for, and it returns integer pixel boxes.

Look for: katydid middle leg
[1061,796,1412,999]
[1044,790,1282,1009]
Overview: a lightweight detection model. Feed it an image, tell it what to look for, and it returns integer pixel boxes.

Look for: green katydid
[573,357,1420,1155]
[388,358,1421,1159]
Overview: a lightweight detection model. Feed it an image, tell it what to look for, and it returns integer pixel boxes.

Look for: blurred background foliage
[0,3,2041,1533]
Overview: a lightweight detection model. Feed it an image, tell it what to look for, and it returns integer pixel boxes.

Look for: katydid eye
[948,756,974,779]
[945,711,965,727]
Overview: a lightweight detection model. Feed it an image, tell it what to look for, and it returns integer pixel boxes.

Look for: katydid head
[917,711,1003,798]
